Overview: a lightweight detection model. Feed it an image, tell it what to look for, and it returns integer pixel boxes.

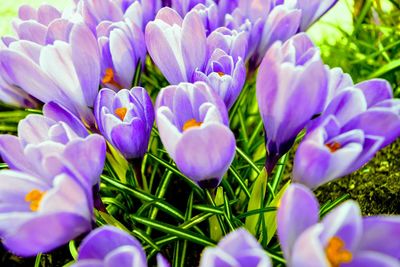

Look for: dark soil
[315,139,400,215]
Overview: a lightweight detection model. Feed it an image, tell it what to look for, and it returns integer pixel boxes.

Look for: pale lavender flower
[199,228,272,266]
[256,33,328,173]
[155,82,235,188]
[278,183,400,266]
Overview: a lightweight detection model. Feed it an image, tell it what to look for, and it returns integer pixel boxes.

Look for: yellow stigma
[217,71,225,77]
[115,107,128,121]
[25,189,46,212]
[326,142,341,153]
[102,68,123,90]
[183,119,202,131]
[325,236,352,267]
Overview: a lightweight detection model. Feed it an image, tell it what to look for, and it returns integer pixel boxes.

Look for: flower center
[325,236,352,267]
[326,142,341,153]
[25,189,46,212]
[183,119,202,131]
[102,68,123,90]
[115,107,128,121]
[217,71,225,77]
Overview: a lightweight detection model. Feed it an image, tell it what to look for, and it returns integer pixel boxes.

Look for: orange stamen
[102,68,123,90]
[25,189,45,211]
[183,119,202,131]
[326,142,341,153]
[217,71,225,77]
[325,236,353,267]
[115,107,128,121]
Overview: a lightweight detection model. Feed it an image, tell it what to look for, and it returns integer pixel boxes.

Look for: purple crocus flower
[199,228,272,266]
[293,0,339,31]
[278,183,400,266]
[293,79,400,189]
[0,22,100,127]
[207,27,248,62]
[225,0,301,70]
[11,4,62,45]
[0,106,106,188]
[170,0,207,17]
[97,17,146,90]
[191,3,220,35]
[194,48,246,109]
[256,33,328,173]
[71,226,169,267]
[145,7,207,85]
[0,169,93,257]
[155,82,235,188]
[94,87,154,159]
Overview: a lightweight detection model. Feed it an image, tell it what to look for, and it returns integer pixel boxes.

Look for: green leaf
[245,168,268,235]
[262,181,290,244]
[368,59,400,78]
[98,211,130,232]
[209,187,225,240]
[106,143,129,183]
[68,240,78,261]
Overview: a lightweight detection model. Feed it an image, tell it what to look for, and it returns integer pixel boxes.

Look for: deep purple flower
[293,79,400,189]
[97,17,146,90]
[194,48,246,109]
[71,226,169,267]
[0,22,100,126]
[170,0,207,17]
[155,82,235,188]
[0,107,106,188]
[199,228,272,266]
[95,87,154,159]
[256,33,328,173]
[146,8,207,85]
[293,0,339,31]
[324,66,353,109]
[0,169,93,256]
[278,183,400,266]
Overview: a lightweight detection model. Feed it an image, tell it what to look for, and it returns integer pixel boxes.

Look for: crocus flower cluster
[0,104,106,256]
[278,183,400,266]
[0,0,399,265]
[293,79,400,189]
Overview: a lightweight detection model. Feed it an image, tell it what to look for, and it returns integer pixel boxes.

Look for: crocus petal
[278,183,320,259]
[43,102,89,138]
[15,21,47,44]
[37,4,62,25]
[110,119,147,158]
[62,134,106,187]
[104,246,147,266]
[145,21,187,84]
[319,201,362,251]
[0,49,60,103]
[354,79,393,108]
[71,260,103,267]
[17,114,55,144]
[358,217,400,259]
[78,226,143,260]
[3,212,91,257]
[181,10,206,79]
[157,254,171,267]
[70,23,100,107]
[348,251,400,267]
[174,123,235,186]
[291,224,329,267]
[0,135,34,172]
